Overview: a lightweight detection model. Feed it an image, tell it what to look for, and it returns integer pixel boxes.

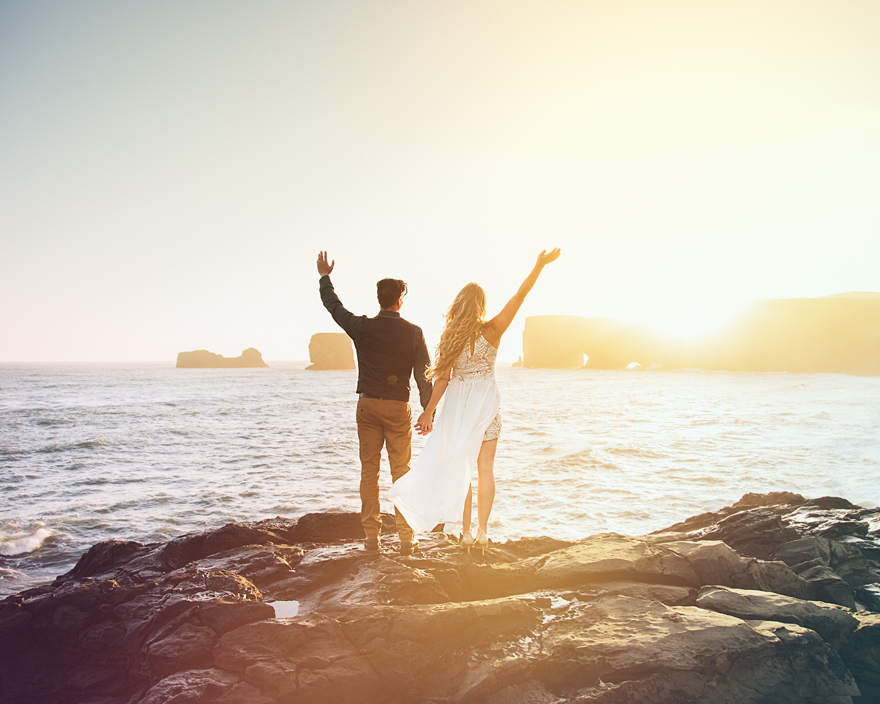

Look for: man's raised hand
[317,251,335,277]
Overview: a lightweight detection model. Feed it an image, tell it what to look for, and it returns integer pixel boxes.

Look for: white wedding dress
[388,334,501,534]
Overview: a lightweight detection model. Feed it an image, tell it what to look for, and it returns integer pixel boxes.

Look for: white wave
[0,528,52,556]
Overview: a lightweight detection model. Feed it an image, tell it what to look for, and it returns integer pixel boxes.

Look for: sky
[1,0,878,362]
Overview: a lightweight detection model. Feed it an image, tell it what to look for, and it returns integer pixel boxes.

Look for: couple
[317,248,560,555]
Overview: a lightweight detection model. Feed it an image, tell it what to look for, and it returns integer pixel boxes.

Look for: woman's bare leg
[462,484,473,534]
[476,439,498,533]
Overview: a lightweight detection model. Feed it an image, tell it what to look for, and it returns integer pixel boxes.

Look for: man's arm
[317,251,363,342]
[413,327,433,410]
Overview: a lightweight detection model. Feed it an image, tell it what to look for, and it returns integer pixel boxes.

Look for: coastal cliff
[306,333,355,370]
[176,348,269,369]
[523,292,880,375]
[2,493,879,703]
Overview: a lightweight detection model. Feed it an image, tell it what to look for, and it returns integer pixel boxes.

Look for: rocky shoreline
[2,492,879,703]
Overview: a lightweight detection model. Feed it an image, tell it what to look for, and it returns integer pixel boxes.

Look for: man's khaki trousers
[356,397,415,543]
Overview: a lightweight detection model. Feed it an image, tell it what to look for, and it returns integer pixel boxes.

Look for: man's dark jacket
[319,275,432,408]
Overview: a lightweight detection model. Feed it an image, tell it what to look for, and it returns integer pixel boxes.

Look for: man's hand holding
[414,410,434,436]
[317,251,335,277]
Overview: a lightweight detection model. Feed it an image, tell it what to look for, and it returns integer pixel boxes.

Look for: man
[316,251,432,554]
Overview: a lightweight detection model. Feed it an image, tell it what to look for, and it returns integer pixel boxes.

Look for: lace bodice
[451,334,497,382]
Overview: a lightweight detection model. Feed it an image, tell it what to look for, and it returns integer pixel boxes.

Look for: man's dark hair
[377,278,407,309]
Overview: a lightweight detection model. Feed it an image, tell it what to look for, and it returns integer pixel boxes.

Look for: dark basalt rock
[696,585,859,649]
[839,612,880,698]
[2,492,879,704]
[774,536,832,568]
[289,511,396,544]
[692,506,800,560]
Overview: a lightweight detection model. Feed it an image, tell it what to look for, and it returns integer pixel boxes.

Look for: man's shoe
[364,537,380,552]
[399,540,419,556]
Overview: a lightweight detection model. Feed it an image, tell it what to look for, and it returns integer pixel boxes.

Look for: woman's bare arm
[415,366,452,435]
[484,248,561,348]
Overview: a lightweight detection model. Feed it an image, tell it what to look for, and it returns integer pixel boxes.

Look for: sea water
[1,362,878,596]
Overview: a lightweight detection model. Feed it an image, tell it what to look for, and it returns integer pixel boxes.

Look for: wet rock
[537,535,701,586]
[289,511,396,544]
[64,540,147,582]
[863,509,880,535]
[799,565,857,609]
[815,521,871,539]
[143,622,217,676]
[835,535,880,564]
[535,595,859,704]
[496,535,577,559]
[0,568,271,704]
[858,583,880,612]
[785,506,871,539]
[2,496,879,704]
[730,558,814,601]
[485,678,557,704]
[774,536,832,568]
[215,597,541,703]
[806,496,861,511]
[160,520,300,571]
[575,580,697,606]
[655,491,807,536]
[467,534,700,600]
[838,611,880,698]
[737,491,809,509]
[658,540,748,586]
[833,556,880,589]
[696,585,858,648]
[133,668,273,704]
[693,507,800,560]
[312,554,452,612]
[186,544,304,592]
[55,518,302,587]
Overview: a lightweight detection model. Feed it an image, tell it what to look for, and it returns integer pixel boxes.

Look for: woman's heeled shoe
[460,530,475,553]
[475,530,489,556]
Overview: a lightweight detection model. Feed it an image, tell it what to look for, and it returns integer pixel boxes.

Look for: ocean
[1,362,879,597]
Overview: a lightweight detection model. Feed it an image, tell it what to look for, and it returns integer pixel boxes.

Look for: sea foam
[0,528,52,556]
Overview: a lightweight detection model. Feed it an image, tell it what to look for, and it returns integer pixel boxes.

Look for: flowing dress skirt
[387,376,501,534]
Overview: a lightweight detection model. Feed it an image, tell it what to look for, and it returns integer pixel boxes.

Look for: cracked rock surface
[2,494,880,703]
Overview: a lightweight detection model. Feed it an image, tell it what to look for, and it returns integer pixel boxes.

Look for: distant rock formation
[176,348,268,368]
[523,315,684,369]
[306,333,355,370]
[522,292,880,375]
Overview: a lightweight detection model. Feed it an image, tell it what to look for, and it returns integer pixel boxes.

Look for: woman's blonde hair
[427,282,488,381]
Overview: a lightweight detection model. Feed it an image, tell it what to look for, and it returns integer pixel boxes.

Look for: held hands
[536,248,561,268]
[414,410,434,436]
[317,251,335,277]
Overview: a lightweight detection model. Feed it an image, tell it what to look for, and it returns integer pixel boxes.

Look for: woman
[388,248,561,552]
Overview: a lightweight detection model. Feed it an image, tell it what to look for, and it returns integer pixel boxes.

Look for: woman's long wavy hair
[427,283,488,381]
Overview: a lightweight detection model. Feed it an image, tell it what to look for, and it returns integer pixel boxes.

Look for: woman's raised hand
[536,248,561,267]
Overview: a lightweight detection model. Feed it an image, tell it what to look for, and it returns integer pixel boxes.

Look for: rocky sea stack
[2,493,879,704]
[306,333,356,371]
[176,348,269,369]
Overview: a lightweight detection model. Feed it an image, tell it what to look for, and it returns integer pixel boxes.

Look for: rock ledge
[2,495,880,703]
